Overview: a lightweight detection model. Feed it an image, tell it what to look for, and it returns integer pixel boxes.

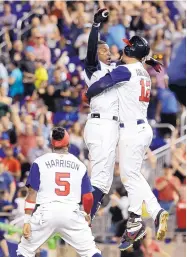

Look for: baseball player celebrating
[17,127,103,257]
[86,36,169,250]
[83,9,163,222]
[83,8,119,220]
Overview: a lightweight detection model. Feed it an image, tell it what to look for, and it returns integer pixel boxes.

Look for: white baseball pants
[17,202,101,257]
[84,118,119,194]
[119,122,161,220]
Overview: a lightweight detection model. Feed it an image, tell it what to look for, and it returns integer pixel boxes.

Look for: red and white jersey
[116,62,151,123]
[26,152,92,206]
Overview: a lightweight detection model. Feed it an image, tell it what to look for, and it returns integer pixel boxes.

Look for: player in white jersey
[83,9,163,222]
[17,127,103,257]
[86,36,169,250]
[83,8,119,220]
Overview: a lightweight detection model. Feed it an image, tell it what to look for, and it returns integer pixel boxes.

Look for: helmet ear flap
[124,45,135,57]
[124,45,131,56]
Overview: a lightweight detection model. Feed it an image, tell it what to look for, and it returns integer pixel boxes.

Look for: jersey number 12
[55,172,70,196]
[139,79,151,102]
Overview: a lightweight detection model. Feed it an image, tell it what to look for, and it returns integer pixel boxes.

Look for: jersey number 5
[139,79,151,102]
[55,172,70,196]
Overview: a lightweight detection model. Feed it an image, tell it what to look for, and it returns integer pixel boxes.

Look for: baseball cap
[25,46,34,53]
[51,127,70,148]
[63,100,73,106]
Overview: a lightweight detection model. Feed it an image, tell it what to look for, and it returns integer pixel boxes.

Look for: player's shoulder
[111,64,132,81]
[67,153,87,172]
[33,152,54,165]
[125,62,150,78]
[114,63,131,72]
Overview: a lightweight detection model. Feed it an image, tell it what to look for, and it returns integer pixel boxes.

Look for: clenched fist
[94,8,109,24]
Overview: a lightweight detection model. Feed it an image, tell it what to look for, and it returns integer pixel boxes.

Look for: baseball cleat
[155,209,169,240]
[119,218,146,251]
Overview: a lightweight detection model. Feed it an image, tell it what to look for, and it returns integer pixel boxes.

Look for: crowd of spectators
[0,1,185,256]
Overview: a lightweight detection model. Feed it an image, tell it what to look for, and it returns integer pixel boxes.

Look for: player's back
[34,152,87,206]
[117,62,151,123]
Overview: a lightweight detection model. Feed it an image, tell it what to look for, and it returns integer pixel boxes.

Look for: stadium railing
[0,28,7,54]
[92,135,186,240]
[145,134,186,178]
[16,10,35,40]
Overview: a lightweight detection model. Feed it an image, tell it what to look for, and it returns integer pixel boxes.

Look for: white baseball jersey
[26,152,92,206]
[86,61,151,123]
[84,61,119,116]
[117,62,151,123]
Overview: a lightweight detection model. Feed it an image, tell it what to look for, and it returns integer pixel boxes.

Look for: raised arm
[85,25,100,67]
[85,9,109,68]
[86,65,131,98]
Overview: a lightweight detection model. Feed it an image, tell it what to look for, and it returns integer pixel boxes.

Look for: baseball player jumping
[83,8,120,220]
[86,36,169,250]
[83,8,162,222]
[17,127,103,257]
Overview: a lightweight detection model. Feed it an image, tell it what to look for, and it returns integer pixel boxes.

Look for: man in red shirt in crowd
[3,144,21,180]
[155,164,181,211]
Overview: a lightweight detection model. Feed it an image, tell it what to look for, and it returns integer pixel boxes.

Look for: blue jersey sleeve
[86,65,131,98]
[81,171,93,195]
[84,25,101,80]
[26,162,40,191]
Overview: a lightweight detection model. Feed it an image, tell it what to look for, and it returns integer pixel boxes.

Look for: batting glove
[145,57,163,73]
[94,8,109,24]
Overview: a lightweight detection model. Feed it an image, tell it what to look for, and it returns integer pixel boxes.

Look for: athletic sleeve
[86,65,131,98]
[81,171,93,195]
[84,25,100,80]
[26,162,40,191]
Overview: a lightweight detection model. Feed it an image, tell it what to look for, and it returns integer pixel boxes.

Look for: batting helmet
[51,127,70,148]
[123,36,150,60]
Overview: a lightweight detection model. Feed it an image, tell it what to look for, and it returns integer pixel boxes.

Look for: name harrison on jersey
[45,159,80,170]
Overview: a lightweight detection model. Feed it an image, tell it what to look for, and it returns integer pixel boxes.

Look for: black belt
[91,113,118,121]
[120,119,145,128]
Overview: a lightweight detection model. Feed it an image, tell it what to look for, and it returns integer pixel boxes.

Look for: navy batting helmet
[123,36,150,60]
